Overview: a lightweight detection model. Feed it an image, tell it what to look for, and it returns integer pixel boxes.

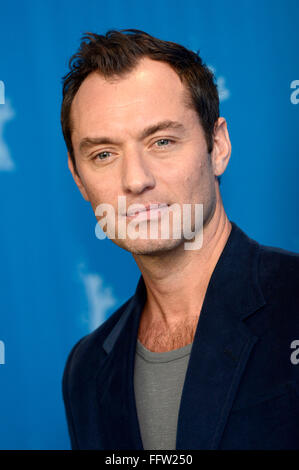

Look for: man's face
[69,58,223,255]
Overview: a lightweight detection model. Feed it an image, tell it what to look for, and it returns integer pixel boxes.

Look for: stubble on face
[70,58,218,257]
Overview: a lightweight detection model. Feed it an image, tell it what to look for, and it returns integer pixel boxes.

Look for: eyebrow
[78,120,186,154]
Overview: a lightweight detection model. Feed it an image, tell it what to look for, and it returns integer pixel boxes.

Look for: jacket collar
[95,221,266,449]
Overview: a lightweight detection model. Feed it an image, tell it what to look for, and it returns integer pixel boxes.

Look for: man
[61,29,299,450]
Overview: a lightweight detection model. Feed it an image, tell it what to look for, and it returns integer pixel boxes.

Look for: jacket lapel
[93,222,266,450]
[176,222,265,449]
[94,277,146,449]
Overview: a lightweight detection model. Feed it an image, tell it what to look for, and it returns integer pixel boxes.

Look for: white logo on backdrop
[0,99,15,171]
[208,65,230,102]
[79,264,117,332]
[190,53,230,102]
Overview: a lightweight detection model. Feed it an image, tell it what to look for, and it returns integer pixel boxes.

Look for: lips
[126,203,168,217]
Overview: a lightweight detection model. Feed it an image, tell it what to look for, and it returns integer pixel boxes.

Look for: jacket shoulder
[257,242,299,311]
[63,295,133,387]
[258,242,299,284]
[62,294,134,449]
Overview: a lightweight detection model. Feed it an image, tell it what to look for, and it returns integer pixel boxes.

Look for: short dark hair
[61,29,221,184]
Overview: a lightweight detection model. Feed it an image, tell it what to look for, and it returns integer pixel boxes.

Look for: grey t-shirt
[134,338,192,450]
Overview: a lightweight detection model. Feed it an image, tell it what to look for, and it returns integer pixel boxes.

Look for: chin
[113,236,184,256]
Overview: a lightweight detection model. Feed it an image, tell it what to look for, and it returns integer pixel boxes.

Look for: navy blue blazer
[62,222,299,449]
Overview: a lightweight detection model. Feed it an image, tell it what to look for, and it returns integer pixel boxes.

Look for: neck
[133,190,232,332]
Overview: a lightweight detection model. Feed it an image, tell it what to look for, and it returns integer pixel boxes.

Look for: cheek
[180,157,209,194]
[187,160,216,209]
[81,178,100,206]
[78,169,111,207]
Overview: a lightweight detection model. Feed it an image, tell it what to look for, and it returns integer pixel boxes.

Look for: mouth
[126,203,169,219]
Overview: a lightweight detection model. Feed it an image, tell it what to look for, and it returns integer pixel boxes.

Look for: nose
[121,146,155,194]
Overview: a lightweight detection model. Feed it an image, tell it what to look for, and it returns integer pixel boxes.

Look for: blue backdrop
[0,0,298,450]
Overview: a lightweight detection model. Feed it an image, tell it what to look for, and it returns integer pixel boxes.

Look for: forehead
[70,58,194,139]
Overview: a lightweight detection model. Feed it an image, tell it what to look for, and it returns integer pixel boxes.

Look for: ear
[67,152,90,201]
[210,117,232,177]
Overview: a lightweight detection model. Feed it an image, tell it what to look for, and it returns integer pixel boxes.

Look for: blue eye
[95,151,111,160]
[156,139,170,147]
